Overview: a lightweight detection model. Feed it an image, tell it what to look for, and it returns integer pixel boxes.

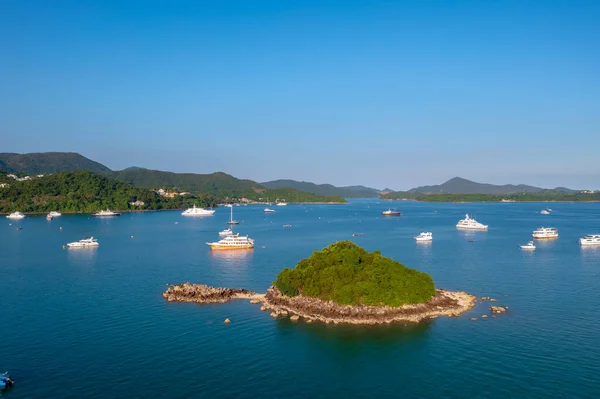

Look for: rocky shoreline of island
[162,283,477,324]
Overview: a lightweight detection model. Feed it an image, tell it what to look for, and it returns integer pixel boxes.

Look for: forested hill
[261,179,381,198]
[0,152,110,175]
[409,177,575,194]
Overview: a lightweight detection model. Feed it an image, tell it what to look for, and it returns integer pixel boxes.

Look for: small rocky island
[163,241,477,324]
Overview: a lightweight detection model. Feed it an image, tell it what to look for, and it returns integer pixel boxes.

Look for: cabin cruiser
[540,209,550,215]
[414,232,433,241]
[92,209,121,217]
[580,234,600,246]
[219,228,234,237]
[520,241,536,250]
[46,214,53,220]
[276,202,288,206]
[207,234,254,250]
[456,214,488,230]
[181,204,215,216]
[48,211,62,217]
[264,208,275,213]
[67,237,99,247]
[382,209,401,216]
[6,212,24,219]
[0,372,14,391]
[532,227,558,239]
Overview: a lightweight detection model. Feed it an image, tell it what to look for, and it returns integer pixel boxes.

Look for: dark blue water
[2,200,600,398]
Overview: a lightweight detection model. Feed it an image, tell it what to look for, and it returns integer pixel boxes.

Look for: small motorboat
[67,237,99,248]
[264,208,275,213]
[520,241,536,250]
[219,228,234,237]
[46,214,53,220]
[540,209,550,215]
[414,232,433,241]
[0,371,14,390]
[283,224,293,228]
[382,209,401,216]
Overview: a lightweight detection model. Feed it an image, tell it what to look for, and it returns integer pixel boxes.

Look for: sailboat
[226,204,239,225]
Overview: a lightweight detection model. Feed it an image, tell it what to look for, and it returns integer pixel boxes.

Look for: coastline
[162,283,476,325]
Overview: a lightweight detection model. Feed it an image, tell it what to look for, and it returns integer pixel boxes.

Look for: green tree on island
[274,241,436,307]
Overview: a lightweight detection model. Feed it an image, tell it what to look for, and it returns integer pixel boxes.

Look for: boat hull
[93,214,121,217]
[208,245,254,250]
[67,243,99,248]
[415,237,432,241]
[580,240,600,246]
[532,235,558,239]
[382,212,401,216]
[456,225,488,230]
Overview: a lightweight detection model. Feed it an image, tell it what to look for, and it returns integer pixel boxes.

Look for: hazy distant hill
[409,177,575,195]
[261,179,381,198]
[0,152,111,175]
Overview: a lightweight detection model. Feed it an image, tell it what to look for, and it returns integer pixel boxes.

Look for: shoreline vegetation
[162,283,476,324]
[380,191,600,203]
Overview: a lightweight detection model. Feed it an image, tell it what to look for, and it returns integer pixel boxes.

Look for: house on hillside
[129,200,145,207]
[0,183,9,188]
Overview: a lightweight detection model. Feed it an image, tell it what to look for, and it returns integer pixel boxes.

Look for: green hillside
[274,241,435,306]
[0,152,111,175]
[262,179,380,198]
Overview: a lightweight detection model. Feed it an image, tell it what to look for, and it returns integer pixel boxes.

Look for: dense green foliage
[262,179,381,198]
[408,176,576,195]
[381,191,600,202]
[0,171,213,213]
[274,241,436,306]
[0,152,110,174]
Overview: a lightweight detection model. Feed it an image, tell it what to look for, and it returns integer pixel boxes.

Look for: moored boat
[182,204,215,216]
[219,228,234,237]
[414,232,433,241]
[382,209,401,216]
[520,241,536,250]
[226,205,239,225]
[207,234,254,250]
[276,202,288,206]
[92,209,121,217]
[456,214,488,230]
[532,227,558,239]
[580,234,600,246]
[49,211,62,217]
[264,208,275,213]
[67,237,99,247]
[6,211,25,220]
[541,209,550,215]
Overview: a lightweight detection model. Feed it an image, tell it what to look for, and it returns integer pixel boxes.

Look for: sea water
[1,200,600,398]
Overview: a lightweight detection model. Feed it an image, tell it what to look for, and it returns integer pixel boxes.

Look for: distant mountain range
[261,179,381,198]
[0,152,110,175]
[408,177,576,195]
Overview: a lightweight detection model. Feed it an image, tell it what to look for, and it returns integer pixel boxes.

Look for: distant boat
[276,202,288,206]
[6,212,24,220]
[415,232,433,241]
[520,241,536,250]
[283,224,293,228]
[48,211,62,217]
[46,214,53,220]
[219,228,234,237]
[532,227,558,239]
[207,234,254,250]
[541,209,550,215]
[181,204,215,217]
[226,205,239,225]
[382,209,401,216]
[67,237,99,248]
[580,234,600,246]
[264,208,275,213]
[92,209,121,217]
[456,214,488,230]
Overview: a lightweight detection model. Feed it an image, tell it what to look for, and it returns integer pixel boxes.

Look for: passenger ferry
[6,211,25,219]
[92,209,121,217]
[414,232,433,241]
[67,237,99,247]
[456,214,488,230]
[520,241,536,250]
[580,234,600,246]
[181,204,215,216]
[207,234,255,250]
[382,209,401,216]
[532,227,558,239]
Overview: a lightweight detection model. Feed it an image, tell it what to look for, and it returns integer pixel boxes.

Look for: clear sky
[1,1,598,190]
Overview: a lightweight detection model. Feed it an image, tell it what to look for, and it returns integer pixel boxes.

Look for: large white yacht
[456,214,488,230]
[92,209,121,217]
[414,232,433,241]
[532,227,558,239]
[67,237,99,247]
[48,211,62,217]
[580,234,600,246]
[181,204,215,217]
[207,234,254,250]
[6,212,25,219]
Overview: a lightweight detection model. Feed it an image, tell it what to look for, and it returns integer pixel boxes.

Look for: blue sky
[1,0,598,190]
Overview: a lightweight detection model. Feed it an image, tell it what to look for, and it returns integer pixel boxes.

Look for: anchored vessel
[520,241,536,250]
[382,209,401,216]
[415,232,433,241]
[67,237,99,247]
[264,208,275,213]
[276,202,288,206]
[181,204,215,216]
[6,211,25,219]
[92,209,121,217]
[456,214,488,230]
[541,209,550,215]
[532,227,558,239]
[219,228,234,237]
[580,234,600,246]
[226,205,239,225]
[207,234,255,250]
[48,211,62,217]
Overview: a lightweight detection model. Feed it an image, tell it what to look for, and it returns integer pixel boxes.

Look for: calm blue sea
[2,200,600,398]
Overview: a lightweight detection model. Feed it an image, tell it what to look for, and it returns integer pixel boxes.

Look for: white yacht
[46,214,53,221]
[181,204,215,217]
[520,241,536,250]
[414,232,433,242]
[6,212,25,220]
[92,209,121,217]
[264,208,275,213]
[219,228,234,237]
[276,202,288,206]
[48,211,62,217]
[540,209,550,215]
[207,234,254,250]
[67,237,99,248]
[580,235,600,246]
[532,227,558,239]
[456,214,488,230]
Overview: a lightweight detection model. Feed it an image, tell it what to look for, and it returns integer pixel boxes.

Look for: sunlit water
[2,200,600,398]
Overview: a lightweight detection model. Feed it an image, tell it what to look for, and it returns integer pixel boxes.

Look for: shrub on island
[274,241,436,307]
